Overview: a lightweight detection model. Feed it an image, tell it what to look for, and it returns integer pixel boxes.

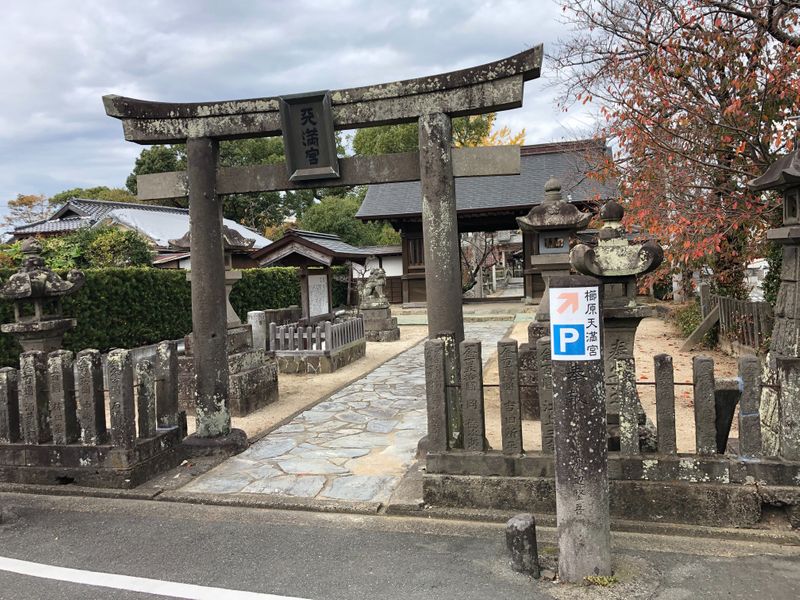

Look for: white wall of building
[351,255,403,279]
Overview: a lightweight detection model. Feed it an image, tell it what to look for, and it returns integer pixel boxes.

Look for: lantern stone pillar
[516,178,591,419]
[570,200,663,449]
[748,149,800,459]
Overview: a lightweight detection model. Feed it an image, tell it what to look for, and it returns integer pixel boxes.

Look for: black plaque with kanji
[279,90,340,182]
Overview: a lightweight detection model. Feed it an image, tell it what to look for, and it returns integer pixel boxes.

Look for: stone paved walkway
[182,321,512,502]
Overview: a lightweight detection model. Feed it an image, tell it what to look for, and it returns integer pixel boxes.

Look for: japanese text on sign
[549,286,601,361]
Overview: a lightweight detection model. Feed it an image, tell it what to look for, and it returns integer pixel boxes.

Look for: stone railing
[263,316,366,374]
[268,316,364,353]
[423,336,800,528]
[0,342,186,488]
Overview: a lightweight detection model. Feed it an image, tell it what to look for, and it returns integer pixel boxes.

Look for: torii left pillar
[184,138,247,450]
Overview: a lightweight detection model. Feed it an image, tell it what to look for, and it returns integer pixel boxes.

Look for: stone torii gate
[103,46,543,442]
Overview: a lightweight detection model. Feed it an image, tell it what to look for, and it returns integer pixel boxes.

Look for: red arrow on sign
[556,292,579,314]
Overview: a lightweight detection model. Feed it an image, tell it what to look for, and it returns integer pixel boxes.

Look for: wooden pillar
[187,137,230,438]
[419,112,464,344]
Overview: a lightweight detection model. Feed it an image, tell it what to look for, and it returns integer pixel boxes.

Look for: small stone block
[0,368,20,443]
[506,514,540,578]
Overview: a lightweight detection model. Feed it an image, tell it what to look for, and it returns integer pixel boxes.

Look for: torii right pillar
[749,149,800,459]
[570,200,664,450]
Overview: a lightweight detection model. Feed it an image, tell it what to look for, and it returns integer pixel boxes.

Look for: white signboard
[549,286,601,361]
[308,274,330,317]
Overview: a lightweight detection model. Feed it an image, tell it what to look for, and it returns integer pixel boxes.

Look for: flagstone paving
[183,322,513,502]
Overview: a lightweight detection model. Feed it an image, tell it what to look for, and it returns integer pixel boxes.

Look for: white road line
[0,556,311,600]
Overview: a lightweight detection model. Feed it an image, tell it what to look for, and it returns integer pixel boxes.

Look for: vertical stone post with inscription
[548,275,611,582]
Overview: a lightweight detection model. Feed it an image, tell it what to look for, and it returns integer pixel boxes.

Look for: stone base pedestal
[361,306,400,342]
[182,428,248,458]
[178,349,279,418]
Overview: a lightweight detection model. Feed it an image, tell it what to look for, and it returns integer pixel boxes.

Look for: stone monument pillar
[359,265,400,342]
[516,178,591,419]
[748,149,800,459]
[570,200,663,449]
[0,238,84,352]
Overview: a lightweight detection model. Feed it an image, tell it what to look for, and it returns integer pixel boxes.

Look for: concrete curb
[384,502,800,545]
[157,490,383,515]
[2,482,799,545]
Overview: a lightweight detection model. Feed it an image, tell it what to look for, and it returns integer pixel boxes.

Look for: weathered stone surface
[549,275,610,583]
[108,349,136,449]
[0,367,20,443]
[693,356,717,455]
[777,357,800,460]
[505,514,540,578]
[423,474,763,528]
[155,341,179,428]
[75,349,106,445]
[654,353,676,454]
[180,349,279,417]
[738,355,762,457]
[47,350,79,445]
[518,343,538,420]
[275,339,366,375]
[420,112,464,345]
[424,338,448,454]
[186,137,231,439]
[19,351,50,444]
[136,359,157,439]
[535,337,553,453]
[460,340,486,452]
[365,328,400,342]
[498,339,522,455]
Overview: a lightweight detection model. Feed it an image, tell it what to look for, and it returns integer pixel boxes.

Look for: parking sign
[549,286,601,361]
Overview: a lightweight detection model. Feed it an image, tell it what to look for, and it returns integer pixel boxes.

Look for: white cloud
[0,0,597,212]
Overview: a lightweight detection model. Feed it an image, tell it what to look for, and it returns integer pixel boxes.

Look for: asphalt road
[0,492,799,600]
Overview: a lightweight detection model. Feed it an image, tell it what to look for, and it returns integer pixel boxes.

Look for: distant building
[356,139,618,304]
[9,198,271,268]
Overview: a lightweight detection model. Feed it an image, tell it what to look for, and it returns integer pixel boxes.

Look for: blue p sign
[553,324,585,356]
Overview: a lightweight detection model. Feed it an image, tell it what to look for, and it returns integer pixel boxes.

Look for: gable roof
[356,139,617,221]
[12,198,270,249]
[251,229,371,266]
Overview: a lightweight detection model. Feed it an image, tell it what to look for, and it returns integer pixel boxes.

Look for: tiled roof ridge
[70,198,189,214]
[520,138,607,156]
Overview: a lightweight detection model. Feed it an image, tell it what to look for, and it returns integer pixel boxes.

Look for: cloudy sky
[0,0,595,217]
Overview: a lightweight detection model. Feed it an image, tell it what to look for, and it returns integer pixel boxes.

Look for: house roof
[251,229,371,266]
[356,139,617,221]
[358,245,402,256]
[13,216,93,235]
[12,198,271,249]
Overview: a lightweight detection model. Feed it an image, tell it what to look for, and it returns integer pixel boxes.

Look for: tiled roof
[357,245,402,255]
[292,230,372,256]
[356,139,618,220]
[12,198,270,249]
[13,216,92,235]
[55,198,188,220]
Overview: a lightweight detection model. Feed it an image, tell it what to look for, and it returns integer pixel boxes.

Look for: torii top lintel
[103,46,543,145]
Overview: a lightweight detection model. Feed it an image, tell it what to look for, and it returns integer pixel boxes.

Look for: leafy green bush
[0,265,354,367]
[230,268,301,320]
[672,300,717,348]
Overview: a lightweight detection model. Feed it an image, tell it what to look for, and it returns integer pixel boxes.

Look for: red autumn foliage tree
[553,0,800,297]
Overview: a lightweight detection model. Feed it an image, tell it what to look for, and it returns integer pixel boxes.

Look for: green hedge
[0,266,351,367]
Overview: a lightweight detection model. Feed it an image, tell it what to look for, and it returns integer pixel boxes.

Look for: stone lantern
[0,238,85,352]
[570,199,663,448]
[170,226,255,328]
[748,149,800,459]
[517,177,591,320]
